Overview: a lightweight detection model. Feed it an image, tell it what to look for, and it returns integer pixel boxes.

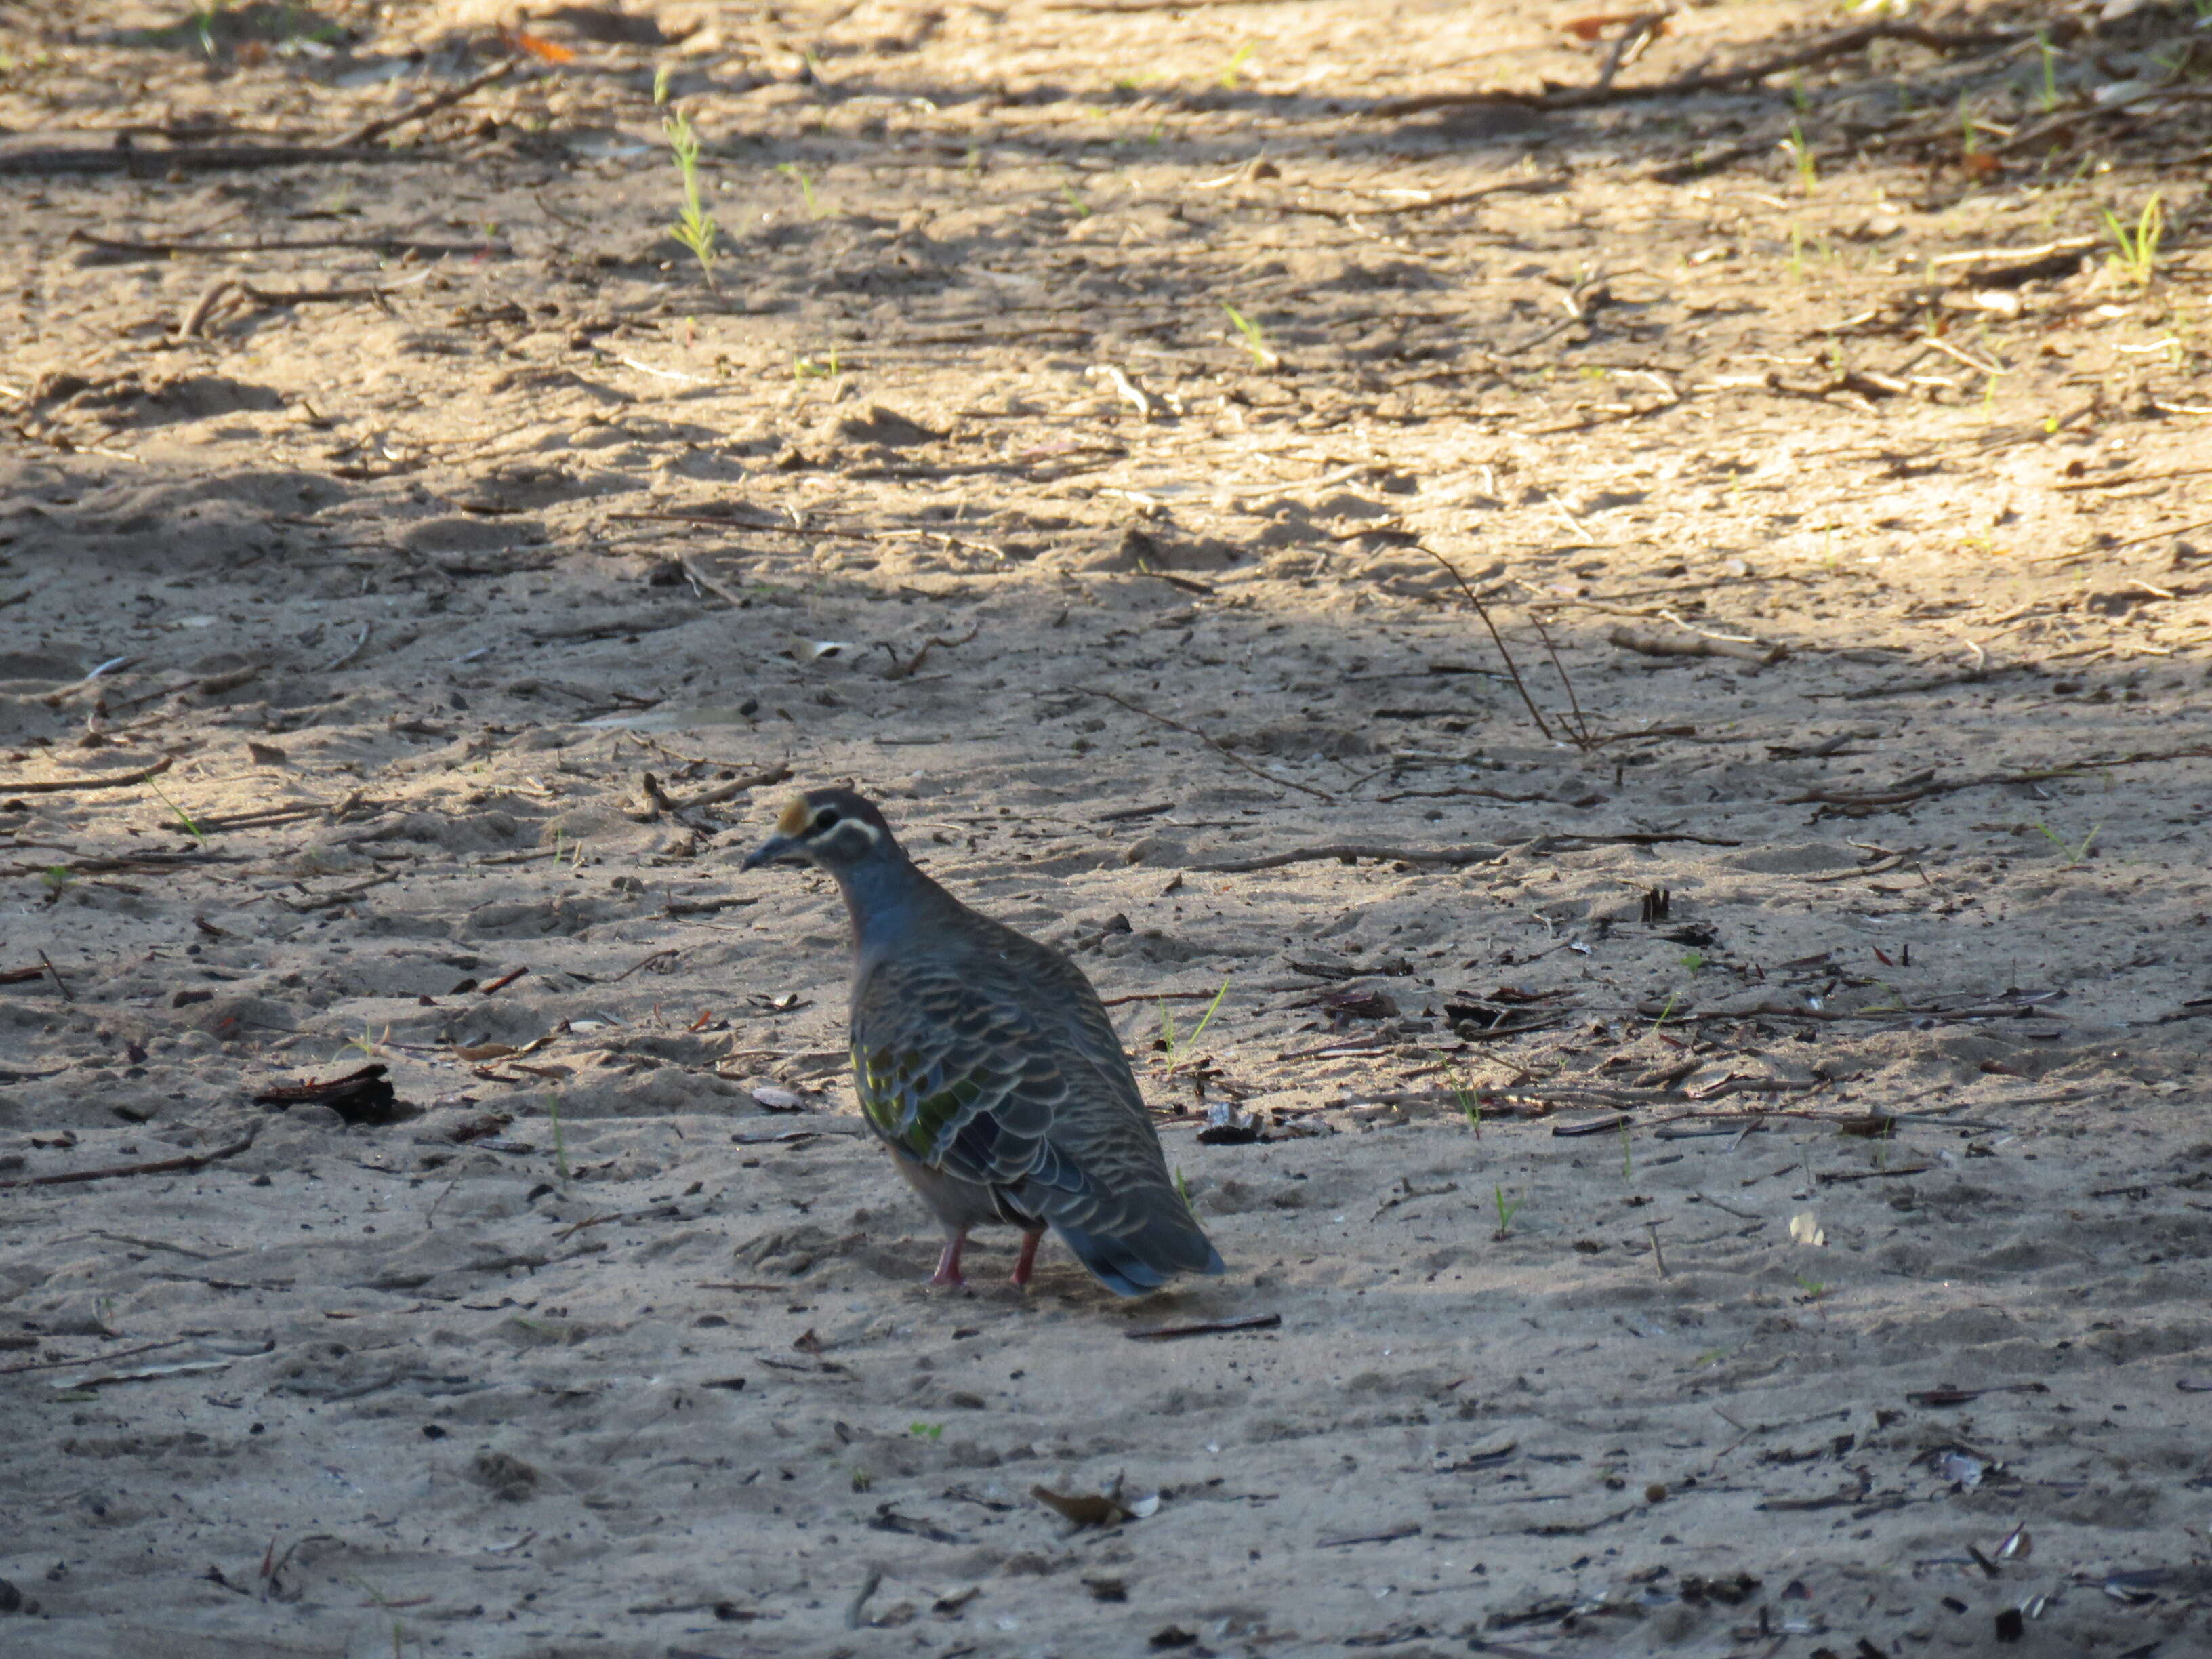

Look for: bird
[741,786,1226,1298]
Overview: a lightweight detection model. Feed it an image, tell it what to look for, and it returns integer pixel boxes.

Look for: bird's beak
[740,832,807,873]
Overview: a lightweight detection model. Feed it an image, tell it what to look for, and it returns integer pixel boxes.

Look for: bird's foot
[927,1235,967,1289]
[1010,1229,1044,1289]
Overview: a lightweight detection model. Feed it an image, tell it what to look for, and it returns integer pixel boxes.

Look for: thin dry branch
[1070,687,1336,802]
[334,56,518,149]
[0,1128,260,1190]
[0,755,174,794]
[1375,19,2045,117]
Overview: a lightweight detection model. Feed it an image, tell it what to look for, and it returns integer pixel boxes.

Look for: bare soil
[4,2,2212,1655]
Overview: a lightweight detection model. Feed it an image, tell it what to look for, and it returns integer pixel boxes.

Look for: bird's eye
[811,808,842,834]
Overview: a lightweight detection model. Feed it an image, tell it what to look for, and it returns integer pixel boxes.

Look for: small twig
[1070,687,1335,801]
[608,948,680,985]
[0,754,174,794]
[1593,12,1668,94]
[177,278,243,340]
[0,1128,259,1190]
[334,56,518,149]
[0,1336,194,1377]
[1374,20,2044,116]
[1197,842,1504,874]
[1610,624,1786,667]
[1645,1221,1668,1278]
[324,623,373,671]
[37,949,72,1003]
[1125,1313,1281,1341]
[1421,548,1559,744]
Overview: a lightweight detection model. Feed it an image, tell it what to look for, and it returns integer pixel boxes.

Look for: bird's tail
[1037,1188,1226,1298]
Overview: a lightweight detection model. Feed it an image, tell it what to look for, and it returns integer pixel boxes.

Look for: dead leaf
[1788,1210,1826,1247]
[752,1085,806,1112]
[497,25,577,63]
[1031,1486,1133,1528]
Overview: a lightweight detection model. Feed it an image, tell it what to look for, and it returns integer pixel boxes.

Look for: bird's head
[741,787,900,878]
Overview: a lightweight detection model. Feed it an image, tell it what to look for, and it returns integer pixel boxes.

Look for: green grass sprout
[1492,1184,1525,1238]
[2104,192,2164,289]
[653,70,719,286]
[2033,820,2101,867]
[1222,302,1280,370]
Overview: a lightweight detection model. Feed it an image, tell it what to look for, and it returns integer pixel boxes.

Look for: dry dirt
[4,1,2212,1656]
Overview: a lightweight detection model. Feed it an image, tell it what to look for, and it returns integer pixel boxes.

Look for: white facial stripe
[817,817,881,855]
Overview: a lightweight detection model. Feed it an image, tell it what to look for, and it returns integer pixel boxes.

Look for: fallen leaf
[1031,1484,1143,1528]
[1788,1210,1826,1248]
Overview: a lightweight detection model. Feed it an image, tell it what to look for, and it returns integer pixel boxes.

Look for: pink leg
[928,1231,968,1288]
[1010,1229,1044,1288]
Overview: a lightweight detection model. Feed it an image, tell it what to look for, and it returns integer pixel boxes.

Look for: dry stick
[0,754,174,794]
[1198,842,1504,874]
[38,950,71,1003]
[1592,12,1668,94]
[0,1336,195,1377]
[2089,515,2212,556]
[656,762,795,815]
[1069,687,1336,802]
[0,142,407,178]
[335,56,518,149]
[1610,625,1785,667]
[1784,744,2212,811]
[1988,77,2207,157]
[0,1128,258,1190]
[1528,615,1593,745]
[1284,173,1570,220]
[177,278,242,341]
[607,948,680,985]
[70,228,500,261]
[1421,548,1559,744]
[2053,462,2212,494]
[1374,19,2042,115]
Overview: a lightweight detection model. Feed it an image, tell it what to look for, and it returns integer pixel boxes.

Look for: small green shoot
[793,344,842,380]
[1679,949,1706,975]
[1218,41,1256,91]
[41,864,72,899]
[2034,30,2061,112]
[655,73,720,287]
[147,777,207,845]
[1782,123,1816,194]
[1647,990,1678,1040]
[1492,1184,1524,1239]
[1450,1070,1481,1139]
[850,1467,873,1492]
[1222,303,1280,370]
[1059,179,1090,218]
[2033,820,2101,867]
[1187,975,1231,1047]
[2104,192,2163,289]
[337,1020,390,1063]
[1786,222,1805,281]
[1794,1273,1828,1302]
[1174,1166,1191,1206]
[777,161,825,220]
[908,1421,945,1441]
[546,1090,571,1185]
[1158,975,1229,1070]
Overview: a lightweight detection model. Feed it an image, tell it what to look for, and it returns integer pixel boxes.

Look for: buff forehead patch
[776,794,812,836]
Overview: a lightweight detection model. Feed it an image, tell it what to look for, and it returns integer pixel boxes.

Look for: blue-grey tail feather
[1049,1214,1227,1298]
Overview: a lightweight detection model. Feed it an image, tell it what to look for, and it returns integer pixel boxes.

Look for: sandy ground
[4,1,2212,1654]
